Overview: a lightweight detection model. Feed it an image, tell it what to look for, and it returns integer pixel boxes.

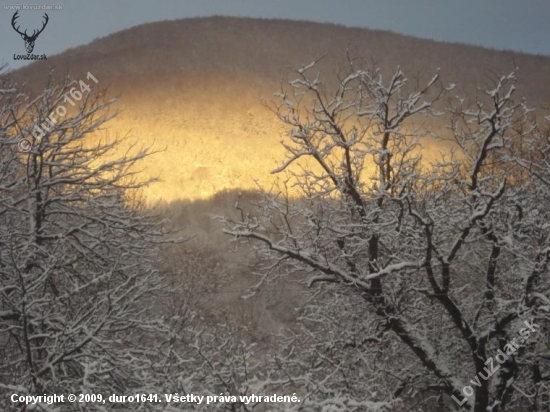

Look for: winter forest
[0,9,549,412]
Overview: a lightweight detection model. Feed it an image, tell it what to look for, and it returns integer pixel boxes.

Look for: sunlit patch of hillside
[99,84,289,201]
[91,73,452,203]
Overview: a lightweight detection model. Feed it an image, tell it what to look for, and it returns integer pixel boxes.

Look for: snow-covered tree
[222,59,550,411]
[0,74,172,411]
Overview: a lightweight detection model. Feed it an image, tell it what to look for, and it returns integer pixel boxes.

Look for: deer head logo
[11,11,49,54]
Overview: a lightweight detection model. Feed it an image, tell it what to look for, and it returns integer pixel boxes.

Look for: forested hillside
[7,16,550,201]
[1,16,549,411]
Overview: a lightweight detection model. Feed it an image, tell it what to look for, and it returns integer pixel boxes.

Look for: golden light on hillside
[93,107,447,204]
[92,107,288,202]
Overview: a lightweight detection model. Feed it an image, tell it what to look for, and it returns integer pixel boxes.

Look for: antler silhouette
[11,11,25,37]
[32,13,49,40]
[11,12,49,53]
[12,11,49,40]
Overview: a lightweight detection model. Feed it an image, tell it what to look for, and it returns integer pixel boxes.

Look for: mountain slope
[8,16,550,200]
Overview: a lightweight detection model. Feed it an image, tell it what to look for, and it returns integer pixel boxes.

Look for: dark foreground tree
[0,71,173,411]
[223,59,550,411]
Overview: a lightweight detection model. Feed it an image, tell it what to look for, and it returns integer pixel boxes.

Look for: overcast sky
[2,0,550,70]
